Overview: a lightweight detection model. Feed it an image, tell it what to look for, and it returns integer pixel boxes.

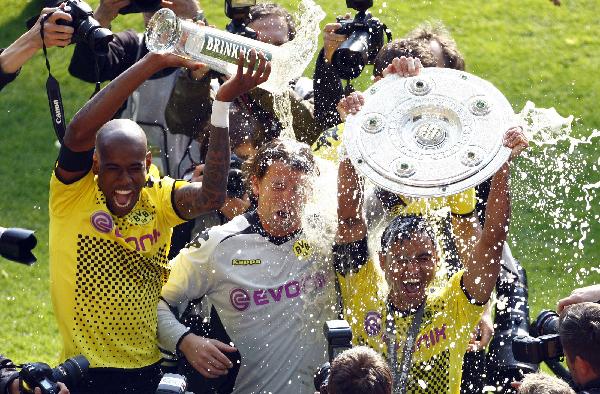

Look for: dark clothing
[313,49,349,133]
[579,378,600,393]
[0,49,20,92]
[0,355,18,394]
[76,363,162,394]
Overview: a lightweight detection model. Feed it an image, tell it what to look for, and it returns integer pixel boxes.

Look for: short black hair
[327,346,392,394]
[559,302,600,375]
[380,215,436,253]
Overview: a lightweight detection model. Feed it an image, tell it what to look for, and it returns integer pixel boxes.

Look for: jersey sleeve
[49,170,96,217]
[441,270,485,335]
[153,176,188,228]
[447,188,476,216]
[311,123,345,162]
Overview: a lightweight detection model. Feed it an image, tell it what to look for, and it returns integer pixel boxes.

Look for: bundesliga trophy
[343,68,516,197]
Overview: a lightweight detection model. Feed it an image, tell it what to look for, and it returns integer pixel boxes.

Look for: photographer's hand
[9,381,69,394]
[179,334,237,378]
[215,49,271,102]
[558,284,600,313]
[322,14,350,64]
[0,7,73,75]
[94,0,131,28]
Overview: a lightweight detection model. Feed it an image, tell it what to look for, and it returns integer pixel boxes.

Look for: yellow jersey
[49,170,186,369]
[334,238,484,394]
[312,123,476,216]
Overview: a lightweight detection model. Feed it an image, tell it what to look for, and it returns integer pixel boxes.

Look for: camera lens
[535,310,560,336]
[52,355,90,388]
[332,31,370,80]
[89,27,114,55]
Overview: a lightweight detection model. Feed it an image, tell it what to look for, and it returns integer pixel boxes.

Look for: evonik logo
[229,271,329,312]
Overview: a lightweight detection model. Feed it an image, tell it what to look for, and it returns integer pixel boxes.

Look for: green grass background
[1,0,599,365]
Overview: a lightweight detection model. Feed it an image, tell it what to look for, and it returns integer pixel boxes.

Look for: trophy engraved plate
[343,68,514,197]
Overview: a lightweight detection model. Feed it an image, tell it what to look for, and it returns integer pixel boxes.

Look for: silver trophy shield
[343,68,515,197]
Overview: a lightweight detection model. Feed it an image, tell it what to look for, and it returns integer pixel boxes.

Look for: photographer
[0,355,69,394]
[323,347,392,394]
[558,285,600,313]
[0,7,73,92]
[559,302,600,393]
[517,372,575,394]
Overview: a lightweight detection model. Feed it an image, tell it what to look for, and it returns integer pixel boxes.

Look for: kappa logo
[293,239,312,259]
[232,259,262,266]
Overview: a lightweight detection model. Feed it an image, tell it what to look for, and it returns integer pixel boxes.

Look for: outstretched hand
[179,334,237,379]
[216,49,271,102]
[503,126,529,161]
[336,91,365,121]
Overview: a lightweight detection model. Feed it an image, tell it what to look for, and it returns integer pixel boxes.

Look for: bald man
[49,50,270,394]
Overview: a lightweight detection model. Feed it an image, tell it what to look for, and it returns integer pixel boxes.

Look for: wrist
[93,7,116,28]
[211,100,231,128]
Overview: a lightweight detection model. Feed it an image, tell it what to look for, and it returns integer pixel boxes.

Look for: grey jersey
[159,211,337,394]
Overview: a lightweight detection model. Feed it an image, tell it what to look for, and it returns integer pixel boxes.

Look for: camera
[119,0,162,14]
[56,0,114,55]
[485,263,538,392]
[513,310,562,364]
[0,227,37,264]
[224,0,257,39]
[313,320,353,392]
[156,373,187,394]
[332,0,392,80]
[19,355,89,394]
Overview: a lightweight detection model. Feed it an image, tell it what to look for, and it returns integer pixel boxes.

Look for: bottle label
[184,31,273,69]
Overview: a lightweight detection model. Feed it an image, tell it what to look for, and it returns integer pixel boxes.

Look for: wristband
[211,100,231,129]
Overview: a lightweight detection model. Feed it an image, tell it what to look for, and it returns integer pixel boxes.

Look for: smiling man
[333,126,528,394]
[49,49,269,393]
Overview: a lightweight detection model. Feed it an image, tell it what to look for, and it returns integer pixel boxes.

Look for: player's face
[380,232,437,311]
[94,143,151,217]
[252,160,310,237]
[248,15,290,46]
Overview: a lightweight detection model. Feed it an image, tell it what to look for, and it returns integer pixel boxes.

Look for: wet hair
[249,3,296,41]
[373,39,438,77]
[380,214,437,253]
[517,372,575,394]
[243,138,316,183]
[559,302,600,376]
[327,346,392,394]
[405,20,466,71]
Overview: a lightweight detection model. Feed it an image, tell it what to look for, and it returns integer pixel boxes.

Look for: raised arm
[337,158,367,244]
[173,50,271,220]
[463,127,529,303]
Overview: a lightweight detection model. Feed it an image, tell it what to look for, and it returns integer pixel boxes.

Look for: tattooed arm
[174,50,271,219]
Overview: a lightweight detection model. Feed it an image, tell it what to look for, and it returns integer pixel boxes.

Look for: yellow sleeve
[153,176,188,229]
[442,270,485,333]
[311,123,345,162]
[446,188,476,215]
[49,170,96,217]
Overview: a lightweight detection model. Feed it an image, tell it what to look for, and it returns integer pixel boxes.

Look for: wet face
[248,15,290,46]
[251,160,310,237]
[379,232,437,311]
[93,138,151,217]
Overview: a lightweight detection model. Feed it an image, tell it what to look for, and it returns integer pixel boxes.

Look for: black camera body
[19,356,89,394]
[56,0,113,55]
[332,0,391,80]
[314,320,353,392]
[119,0,162,14]
[224,0,257,39]
[513,310,563,364]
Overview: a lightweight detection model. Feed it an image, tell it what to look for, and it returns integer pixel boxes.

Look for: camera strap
[40,11,66,143]
[40,13,102,144]
[385,300,426,394]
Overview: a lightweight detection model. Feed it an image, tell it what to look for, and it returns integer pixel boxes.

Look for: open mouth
[113,189,134,208]
[402,278,422,295]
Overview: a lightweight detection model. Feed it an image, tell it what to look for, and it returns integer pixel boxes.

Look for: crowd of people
[1,1,598,394]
